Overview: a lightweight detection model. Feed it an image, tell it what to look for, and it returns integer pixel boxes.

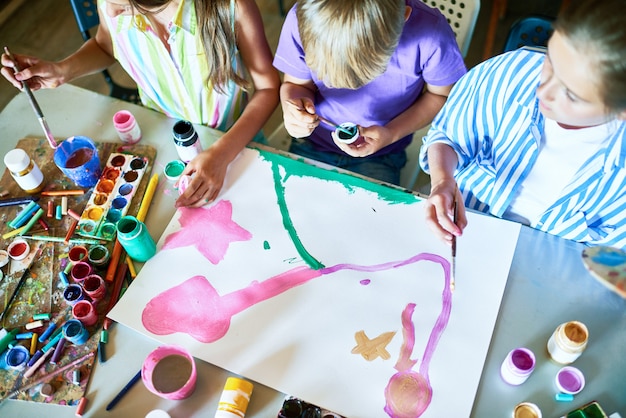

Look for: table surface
[0,85,624,418]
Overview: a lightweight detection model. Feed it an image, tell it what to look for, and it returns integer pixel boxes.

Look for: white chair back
[421,0,481,57]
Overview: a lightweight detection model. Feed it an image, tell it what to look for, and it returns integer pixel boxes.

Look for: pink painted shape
[142,251,452,418]
[142,266,322,343]
[162,200,252,264]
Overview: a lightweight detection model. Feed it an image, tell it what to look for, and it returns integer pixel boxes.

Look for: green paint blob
[263,241,270,250]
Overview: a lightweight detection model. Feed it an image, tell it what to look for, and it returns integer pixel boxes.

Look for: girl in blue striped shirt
[419,0,626,249]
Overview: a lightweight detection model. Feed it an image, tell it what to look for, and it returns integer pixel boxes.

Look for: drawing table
[0,84,624,417]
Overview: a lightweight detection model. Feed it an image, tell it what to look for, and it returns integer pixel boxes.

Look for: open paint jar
[53,136,101,188]
[555,366,585,395]
[334,122,365,146]
[513,402,542,418]
[142,345,197,400]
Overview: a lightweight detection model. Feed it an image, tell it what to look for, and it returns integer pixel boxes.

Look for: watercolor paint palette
[77,153,148,240]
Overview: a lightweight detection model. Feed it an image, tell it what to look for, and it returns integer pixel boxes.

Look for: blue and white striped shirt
[420,49,626,249]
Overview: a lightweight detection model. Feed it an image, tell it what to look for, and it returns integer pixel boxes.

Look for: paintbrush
[450,200,457,292]
[286,100,353,136]
[0,267,31,323]
[4,47,58,149]
[0,351,95,404]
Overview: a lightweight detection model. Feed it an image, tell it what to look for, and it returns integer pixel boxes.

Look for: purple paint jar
[500,347,536,385]
[555,366,585,395]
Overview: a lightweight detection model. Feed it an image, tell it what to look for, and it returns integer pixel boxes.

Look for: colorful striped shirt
[420,49,626,249]
[99,0,248,130]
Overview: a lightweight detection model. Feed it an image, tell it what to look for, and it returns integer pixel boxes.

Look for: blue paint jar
[116,215,156,262]
[62,319,90,345]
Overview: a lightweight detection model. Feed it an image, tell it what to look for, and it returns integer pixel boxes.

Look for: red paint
[65,148,94,169]
[9,242,27,257]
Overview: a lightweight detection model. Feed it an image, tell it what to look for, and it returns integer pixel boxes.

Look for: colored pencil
[0,196,38,207]
[41,190,84,196]
[3,47,57,149]
[105,370,142,411]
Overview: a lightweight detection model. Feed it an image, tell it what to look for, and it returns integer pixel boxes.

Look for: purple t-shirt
[273,0,467,155]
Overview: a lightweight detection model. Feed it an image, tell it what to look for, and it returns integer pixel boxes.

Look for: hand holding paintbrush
[3,47,57,149]
[285,100,354,136]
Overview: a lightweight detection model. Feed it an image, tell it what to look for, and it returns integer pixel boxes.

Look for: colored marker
[18,207,44,236]
[106,370,142,411]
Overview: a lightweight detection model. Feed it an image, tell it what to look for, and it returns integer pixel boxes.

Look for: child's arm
[175,0,280,208]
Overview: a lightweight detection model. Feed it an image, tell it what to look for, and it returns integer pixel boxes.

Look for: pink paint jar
[71,261,93,283]
[500,347,536,385]
[82,274,106,302]
[142,345,197,400]
[113,110,142,144]
[72,300,98,326]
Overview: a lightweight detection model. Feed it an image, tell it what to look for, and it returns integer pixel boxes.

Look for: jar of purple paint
[500,347,536,385]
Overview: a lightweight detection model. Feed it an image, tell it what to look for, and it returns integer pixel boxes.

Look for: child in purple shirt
[273,0,466,185]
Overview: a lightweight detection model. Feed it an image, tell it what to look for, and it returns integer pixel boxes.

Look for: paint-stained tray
[0,137,156,407]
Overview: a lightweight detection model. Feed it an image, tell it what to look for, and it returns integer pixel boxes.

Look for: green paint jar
[116,215,156,262]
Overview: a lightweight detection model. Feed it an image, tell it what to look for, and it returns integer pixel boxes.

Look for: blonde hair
[296,0,406,89]
[130,0,250,93]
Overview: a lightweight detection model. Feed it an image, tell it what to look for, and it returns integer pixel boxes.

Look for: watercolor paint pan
[77,153,148,240]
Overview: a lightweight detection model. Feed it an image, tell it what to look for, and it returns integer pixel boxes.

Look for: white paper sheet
[109,147,520,417]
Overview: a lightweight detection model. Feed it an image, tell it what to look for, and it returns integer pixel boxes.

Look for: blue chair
[69,0,141,104]
[503,15,554,52]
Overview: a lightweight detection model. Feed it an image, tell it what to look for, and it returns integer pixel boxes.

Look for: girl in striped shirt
[1,0,280,208]
[419,0,626,249]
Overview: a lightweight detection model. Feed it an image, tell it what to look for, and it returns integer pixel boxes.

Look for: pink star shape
[162,200,252,264]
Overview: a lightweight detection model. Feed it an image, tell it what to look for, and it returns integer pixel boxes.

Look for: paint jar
[334,122,365,146]
[547,321,588,364]
[72,300,99,326]
[142,345,197,400]
[63,283,85,306]
[68,245,88,264]
[172,120,202,163]
[113,110,142,144]
[53,136,102,187]
[71,261,93,283]
[62,319,90,345]
[145,410,172,418]
[4,148,45,194]
[116,215,157,262]
[82,274,106,302]
[7,238,30,261]
[215,377,254,418]
[5,345,30,370]
[164,160,186,182]
[513,402,542,418]
[500,347,536,385]
[555,366,585,395]
[88,244,110,267]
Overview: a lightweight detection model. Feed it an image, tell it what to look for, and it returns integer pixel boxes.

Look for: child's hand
[1,51,63,91]
[282,98,319,138]
[424,179,467,243]
[332,124,392,157]
[174,147,229,208]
